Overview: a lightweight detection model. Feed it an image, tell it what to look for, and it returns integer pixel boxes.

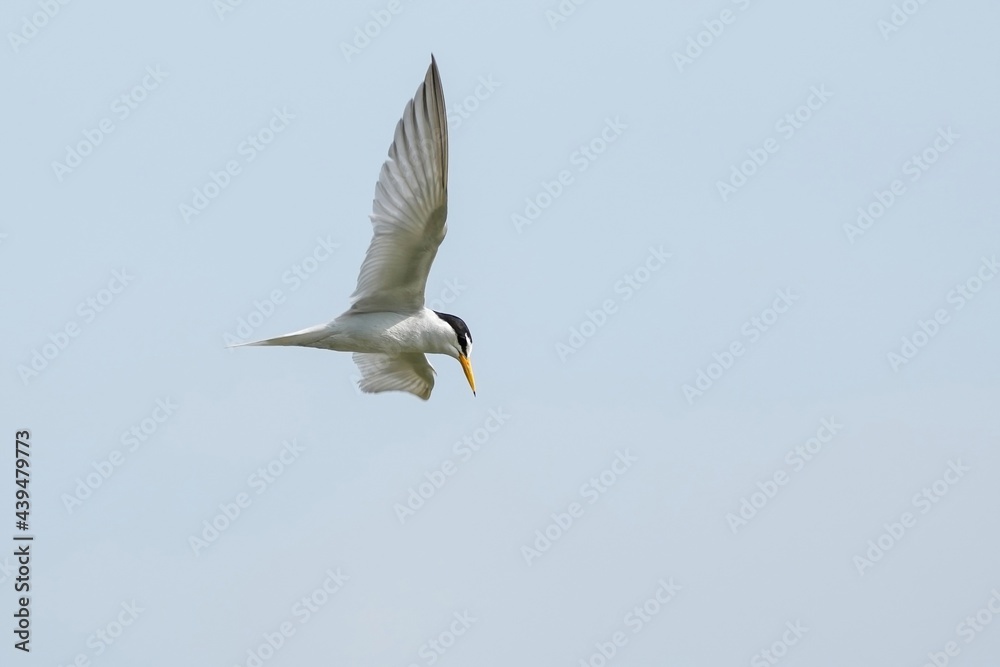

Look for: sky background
[3,0,1000,665]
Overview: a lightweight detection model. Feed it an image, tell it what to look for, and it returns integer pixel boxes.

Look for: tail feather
[227,325,329,349]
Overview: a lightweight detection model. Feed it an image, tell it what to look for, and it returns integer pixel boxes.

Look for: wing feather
[353,352,436,400]
[350,56,448,314]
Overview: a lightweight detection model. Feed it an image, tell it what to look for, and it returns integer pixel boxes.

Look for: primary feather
[349,55,449,315]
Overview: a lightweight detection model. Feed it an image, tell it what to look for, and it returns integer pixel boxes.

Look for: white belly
[316,309,450,355]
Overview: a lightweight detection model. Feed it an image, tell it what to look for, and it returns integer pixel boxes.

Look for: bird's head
[433,311,476,395]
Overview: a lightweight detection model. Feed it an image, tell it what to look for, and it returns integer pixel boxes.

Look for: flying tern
[234,56,475,400]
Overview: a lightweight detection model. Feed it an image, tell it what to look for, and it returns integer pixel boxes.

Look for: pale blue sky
[3,0,1000,665]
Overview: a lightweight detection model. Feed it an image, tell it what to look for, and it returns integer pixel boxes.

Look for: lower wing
[352,352,436,400]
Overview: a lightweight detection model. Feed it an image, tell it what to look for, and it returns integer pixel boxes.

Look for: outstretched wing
[352,352,437,400]
[349,56,449,314]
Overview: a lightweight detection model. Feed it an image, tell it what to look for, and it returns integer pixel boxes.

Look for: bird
[232,56,475,400]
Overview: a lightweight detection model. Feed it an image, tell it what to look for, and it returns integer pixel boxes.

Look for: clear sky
[3,0,1000,665]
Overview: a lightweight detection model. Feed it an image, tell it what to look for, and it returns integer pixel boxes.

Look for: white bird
[234,56,475,400]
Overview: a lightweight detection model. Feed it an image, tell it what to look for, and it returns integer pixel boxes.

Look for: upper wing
[349,56,449,314]
[353,352,436,400]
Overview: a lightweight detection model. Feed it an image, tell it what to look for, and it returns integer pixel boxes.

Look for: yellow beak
[459,355,476,396]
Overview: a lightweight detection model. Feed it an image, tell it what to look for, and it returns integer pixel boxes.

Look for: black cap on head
[433,311,472,356]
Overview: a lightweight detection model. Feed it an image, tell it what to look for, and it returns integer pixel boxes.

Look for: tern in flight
[234,56,475,400]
